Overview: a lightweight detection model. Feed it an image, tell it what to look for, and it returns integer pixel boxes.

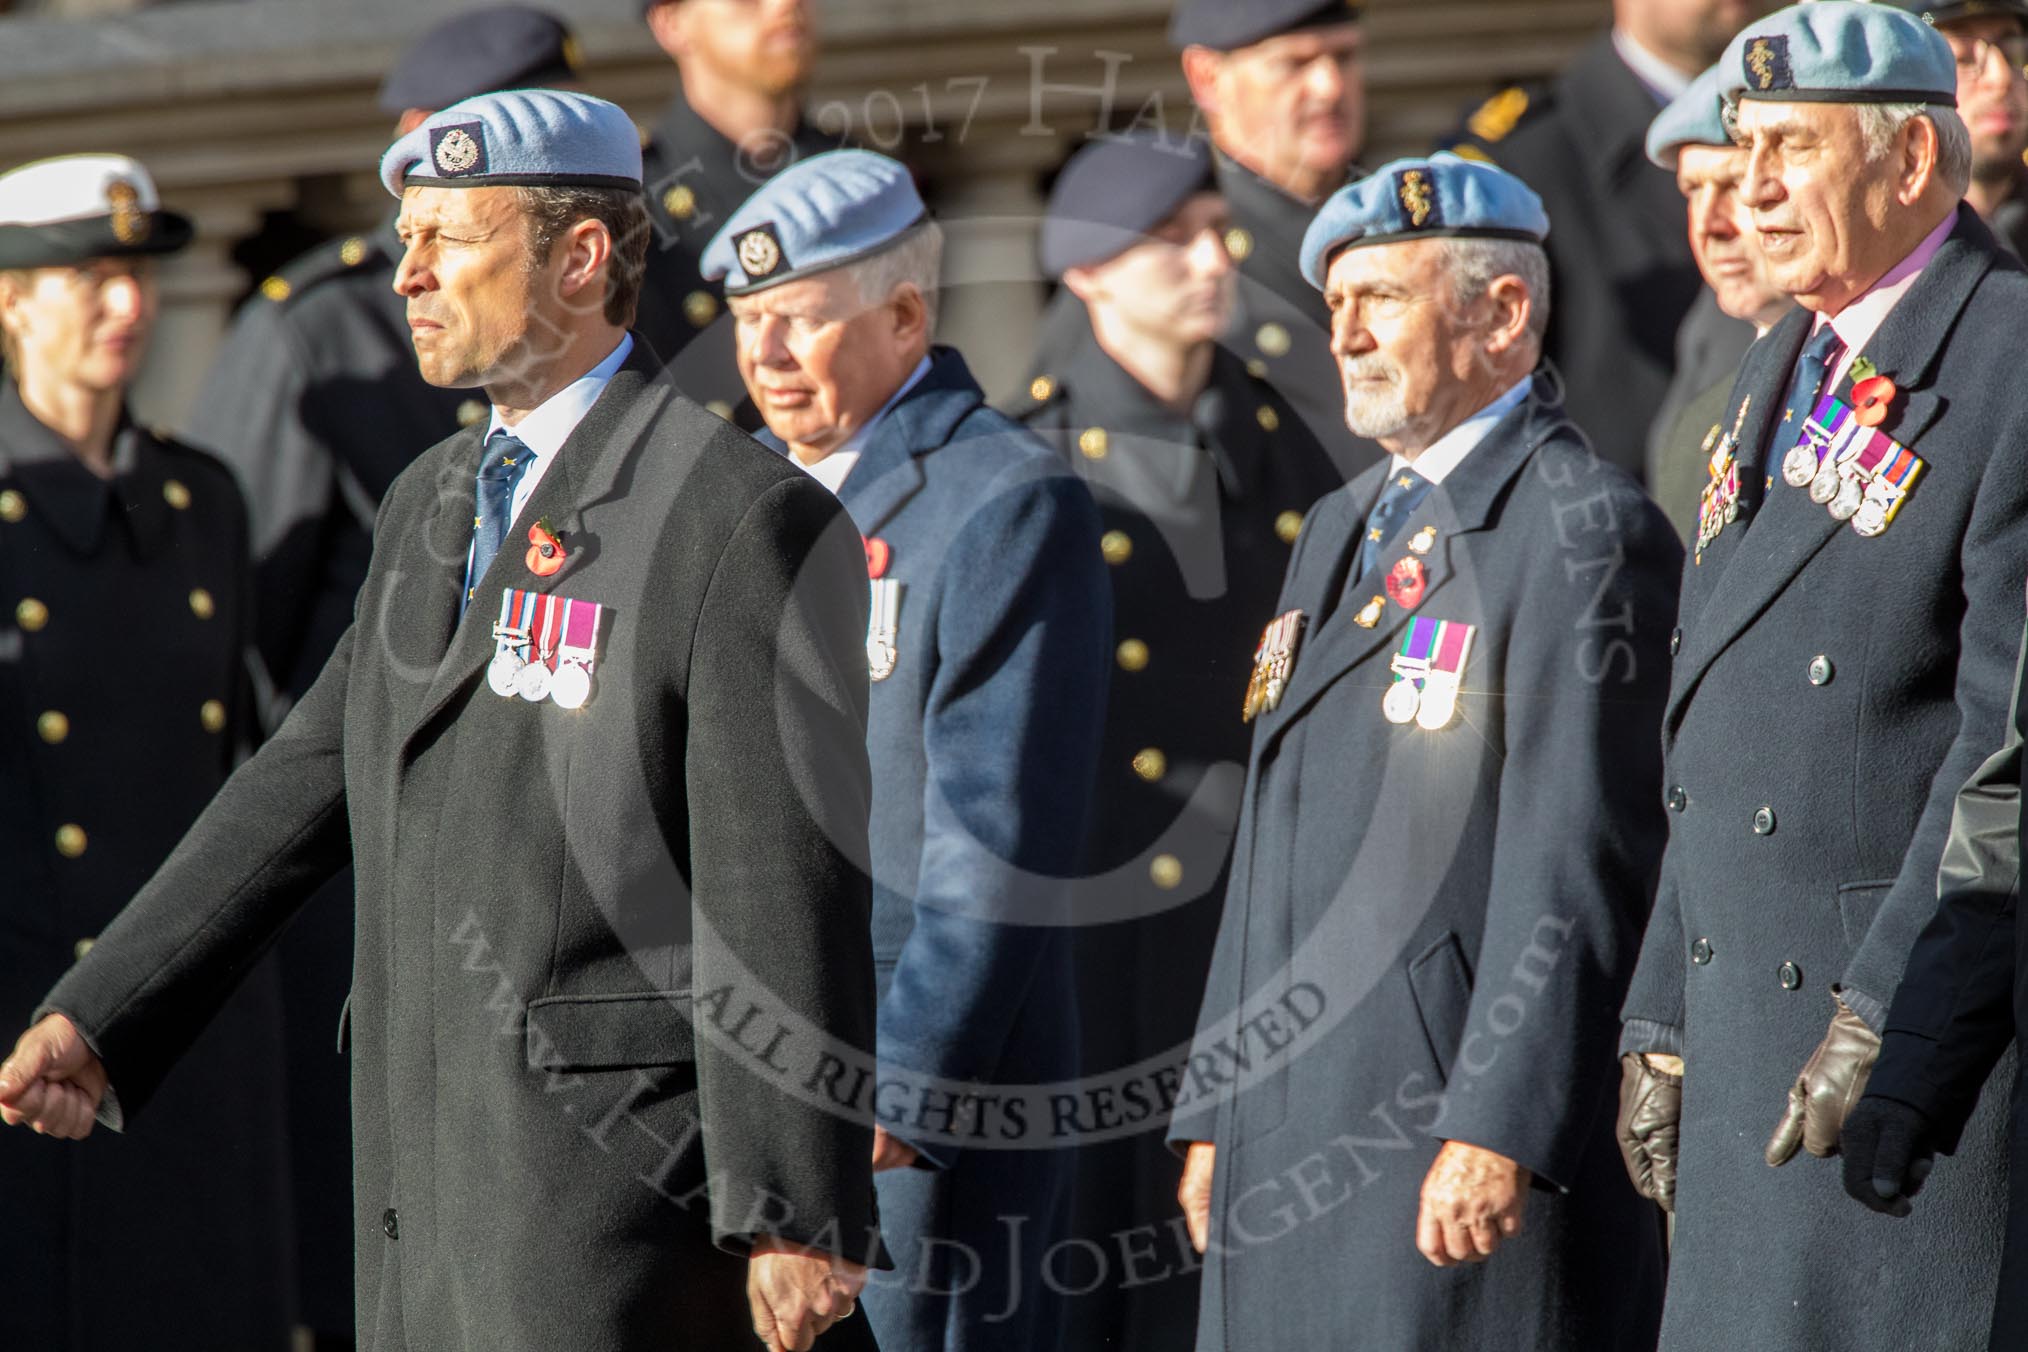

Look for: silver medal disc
[1382,679,1421,725]
[1852,497,1888,538]
[1416,682,1458,731]
[488,651,526,698]
[515,660,554,702]
[550,662,592,710]
[1829,474,1864,521]
[1809,459,1842,505]
[1782,445,1819,488]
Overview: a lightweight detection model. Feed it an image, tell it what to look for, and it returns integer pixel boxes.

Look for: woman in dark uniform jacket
[0,154,292,1350]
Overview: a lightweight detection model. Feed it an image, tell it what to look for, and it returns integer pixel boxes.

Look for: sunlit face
[1676,142,1786,325]
[1065,192,1236,348]
[1323,238,1479,443]
[1201,25,1365,190]
[393,186,555,390]
[1942,15,2028,180]
[1733,99,1907,311]
[651,0,817,98]
[728,268,923,456]
[0,257,157,395]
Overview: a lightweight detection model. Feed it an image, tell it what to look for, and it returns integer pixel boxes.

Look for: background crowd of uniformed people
[4,0,2028,1348]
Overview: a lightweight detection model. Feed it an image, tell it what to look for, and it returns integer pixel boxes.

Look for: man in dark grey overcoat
[0,91,883,1352]
[1168,153,1678,1351]
[1617,5,2028,1348]
[706,149,1111,1352]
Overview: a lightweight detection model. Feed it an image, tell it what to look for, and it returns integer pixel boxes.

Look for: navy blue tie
[1352,467,1434,581]
[465,432,532,615]
[1769,325,1845,479]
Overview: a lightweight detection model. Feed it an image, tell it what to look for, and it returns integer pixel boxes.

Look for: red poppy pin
[864,536,891,580]
[1847,357,1897,429]
[526,520,567,577]
[1385,556,1426,610]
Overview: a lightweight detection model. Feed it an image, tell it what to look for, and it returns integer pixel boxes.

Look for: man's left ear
[559,219,614,307]
[1900,113,1943,205]
[891,283,931,343]
[1483,275,1532,356]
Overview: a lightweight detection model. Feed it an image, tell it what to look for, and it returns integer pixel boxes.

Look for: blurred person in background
[1889,0,2028,257]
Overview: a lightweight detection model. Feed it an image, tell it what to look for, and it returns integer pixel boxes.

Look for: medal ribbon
[558,597,601,666]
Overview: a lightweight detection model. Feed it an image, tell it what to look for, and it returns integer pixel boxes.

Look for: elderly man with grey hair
[1167,151,1680,1351]
[706,150,1111,1351]
[1617,3,2028,1349]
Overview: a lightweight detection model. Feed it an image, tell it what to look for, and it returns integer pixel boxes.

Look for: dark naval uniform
[38,342,885,1352]
[1008,310,1343,1350]
[635,93,839,410]
[1444,36,1703,478]
[1171,376,1676,1351]
[0,390,293,1350]
[1620,208,2028,1351]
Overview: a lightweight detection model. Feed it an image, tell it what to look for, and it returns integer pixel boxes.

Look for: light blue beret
[379,89,642,198]
[1646,64,1733,169]
[1297,153,1549,291]
[1721,1,1956,107]
[701,149,927,297]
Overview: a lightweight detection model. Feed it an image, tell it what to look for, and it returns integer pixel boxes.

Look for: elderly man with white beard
[1167,152,1681,1351]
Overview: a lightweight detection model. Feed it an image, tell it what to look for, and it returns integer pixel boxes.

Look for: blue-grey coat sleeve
[1840,437,2028,1022]
[1620,871,1686,1059]
[1865,625,2024,1153]
[1426,489,1681,1190]
[876,469,1111,1128]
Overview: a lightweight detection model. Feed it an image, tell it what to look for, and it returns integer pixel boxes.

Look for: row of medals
[489,632,593,708]
[1779,405,1912,537]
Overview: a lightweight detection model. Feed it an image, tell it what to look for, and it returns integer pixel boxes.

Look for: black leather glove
[1766,996,1878,1166]
[1617,1052,1682,1213]
[1840,1096,1936,1218]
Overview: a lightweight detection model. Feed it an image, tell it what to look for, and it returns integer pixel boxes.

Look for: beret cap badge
[737,224,785,280]
[106,178,149,246]
[1746,35,1793,93]
[431,124,487,177]
[1397,169,1438,229]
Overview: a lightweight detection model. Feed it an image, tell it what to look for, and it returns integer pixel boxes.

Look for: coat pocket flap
[524,991,697,1071]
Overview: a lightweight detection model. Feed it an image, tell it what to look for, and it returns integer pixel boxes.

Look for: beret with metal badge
[1298,151,1549,291]
[1721,1,1957,107]
[701,149,927,297]
[0,154,192,269]
[379,88,643,197]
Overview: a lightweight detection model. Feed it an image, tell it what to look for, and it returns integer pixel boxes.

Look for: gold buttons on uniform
[54,824,87,858]
[1029,375,1055,402]
[73,937,95,961]
[0,489,23,522]
[1246,359,1269,379]
[1132,748,1167,782]
[1116,638,1149,672]
[1079,427,1109,460]
[684,290,719,327]
[15,597,48,631]
[1100,530,1133,565]
[37,711,69,744]
[705,400,734,420]
[1274,511,1303,544]
[1150,854,1184,889]
[189,588,216,620]
[340,237,368,267]
[1256,323,1291,358]
[162,478,191,510]
[260,276,291,303]
[1256,405,1280,433]
[663,185,697,220]
[457,399,488,428]
[200,699,227,733]
[1224,228,1253,262]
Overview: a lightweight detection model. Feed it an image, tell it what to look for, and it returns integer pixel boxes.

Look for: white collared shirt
[790,355,934,496]
[1390,376,1534,487]
[484,332,634,520]
[1814,211,1956,391]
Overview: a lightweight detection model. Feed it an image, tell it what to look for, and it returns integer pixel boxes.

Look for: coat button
[1808,656,1834,686]
[1669,628,1681,657]
[1029,375,1055,402]
[1225,227,1254,262]
[1256,405,1280,432]
[188,588,215,620]
[382,1208,399,1240]
[1100,530,1133,566]
[683,290,718,328]
[662,184,696,220]
[15,597,48,631]
[1255,321,1289,356]
[1116,639,1149,672]
[37,710,69,744]
[162,478,191,510]
[200,700,227,734]
[1691,938,1713,965]
[54,824,87,858]
[1666,786,1688,813]
[0,489,24,522]
[1079,428,1109,460]
[457,399,488,428]
[1778,961,1803,990]
[73,937,95,961]
[1274,510,1304,544]
[1149,854,1183,889]
[1752,806,1776,835]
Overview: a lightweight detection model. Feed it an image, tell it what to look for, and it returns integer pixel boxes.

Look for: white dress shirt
[1390,376,1535,487]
